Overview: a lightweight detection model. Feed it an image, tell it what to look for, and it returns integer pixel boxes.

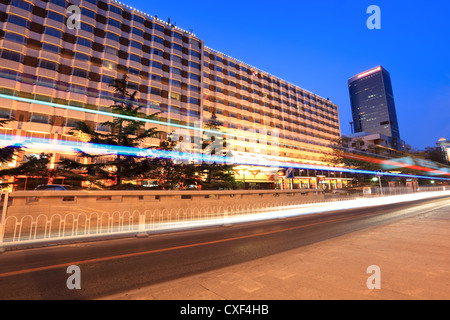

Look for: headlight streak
[1,133,449,181]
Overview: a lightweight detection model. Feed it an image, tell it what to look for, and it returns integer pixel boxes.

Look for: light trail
[2,92,448,178]
[1,134,449,181]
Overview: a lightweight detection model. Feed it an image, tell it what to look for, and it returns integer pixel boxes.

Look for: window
[170,80,181,87]
[187,97,200,105]
[131,27,143,37]
[106,32,120,42]
[81,7,96,19]
[189,73,200,81]
[151,61,163,69]
[153,36,164,45]
[102,75,114,84]
[30,113,50,124]
[150,74,161,82]
[96,124,110,132]
[129,54,141,63]
[80,22,94,33]
[72,68,88,78]
[47,11,65,23]
[152,48,163,56]
[104,46,118,55]
[102,61,116,71]
[4,32,26,44]
[39,60,58,71]
[170,67,182,76]
[37,77,55,87]
[107,18,121,29]
[44,26,62,38]
[170,92,181,101]
[130,40,142,50]
[10,0,32,11]
[74,52,89,61]
[172,32,182,41]
[190,50,201,59]
[188,85,200,93]
[132,15,145,24]
[7,15,29,28]
[76,37,92,47]
[154,24,165,33]
[49,0,66,6]
[42,43,60,54]
[189,61,201,70]
[128,67,140,75]
[109,5,122,15]
[172,55,182,64]
[0,108,14,119]
[172,43,183,52]
[150,87,161,95]
[70,83,85,94]
[65,118,80,128]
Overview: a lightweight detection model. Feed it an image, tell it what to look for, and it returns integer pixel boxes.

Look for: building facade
[0,0,342,189]
[437,138,450,162]
[348,66,401,150]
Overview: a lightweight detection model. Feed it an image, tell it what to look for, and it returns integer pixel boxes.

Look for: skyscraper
[348,66,401,150]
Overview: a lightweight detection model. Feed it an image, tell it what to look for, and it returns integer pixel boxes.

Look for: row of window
[206,95,338,125]
[205,52,337,111]
[5,11,202,57]
[203,71,336,114]
[8,0,201,48]
[0,45,202,84]
[3,30,201,75]
[208,108,338,138]
[204,91,338,121]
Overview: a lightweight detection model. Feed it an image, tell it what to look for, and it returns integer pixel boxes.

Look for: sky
[126,0,450,150]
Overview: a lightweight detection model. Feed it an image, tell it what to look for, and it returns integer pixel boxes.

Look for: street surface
[0,196,449,300]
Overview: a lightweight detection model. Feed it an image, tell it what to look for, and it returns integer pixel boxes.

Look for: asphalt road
[0,196,448,300]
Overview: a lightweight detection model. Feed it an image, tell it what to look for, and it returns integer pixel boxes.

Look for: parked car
[34,184,75,191]
[332,188,349,195]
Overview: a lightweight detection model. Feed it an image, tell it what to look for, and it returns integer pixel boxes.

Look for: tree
[200,110,237,189]
[0,153,54,190]
[59,75,160,188]
[0,120,22,164]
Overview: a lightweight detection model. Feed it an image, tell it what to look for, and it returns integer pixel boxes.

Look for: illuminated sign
[357,66,381,79]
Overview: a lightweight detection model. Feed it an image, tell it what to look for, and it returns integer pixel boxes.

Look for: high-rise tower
[348,66,401,150]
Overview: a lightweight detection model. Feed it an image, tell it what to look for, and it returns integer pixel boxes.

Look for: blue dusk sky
[127,0,450,150]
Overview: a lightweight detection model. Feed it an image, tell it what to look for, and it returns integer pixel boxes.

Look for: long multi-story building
[0,0,344,189]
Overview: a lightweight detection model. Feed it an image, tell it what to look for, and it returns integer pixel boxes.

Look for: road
[0,196,448,300]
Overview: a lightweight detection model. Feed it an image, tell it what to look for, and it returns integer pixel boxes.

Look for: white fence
[0,189,324,246]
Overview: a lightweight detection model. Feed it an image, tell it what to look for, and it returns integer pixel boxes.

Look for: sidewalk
[102,202,450,300]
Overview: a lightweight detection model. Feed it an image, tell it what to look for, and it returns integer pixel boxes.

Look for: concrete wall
[3,189,324,219]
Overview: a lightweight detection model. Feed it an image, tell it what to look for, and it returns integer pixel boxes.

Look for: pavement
[101,201,450,300]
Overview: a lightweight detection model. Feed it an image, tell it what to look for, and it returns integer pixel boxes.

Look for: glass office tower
[348,66,401,150]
